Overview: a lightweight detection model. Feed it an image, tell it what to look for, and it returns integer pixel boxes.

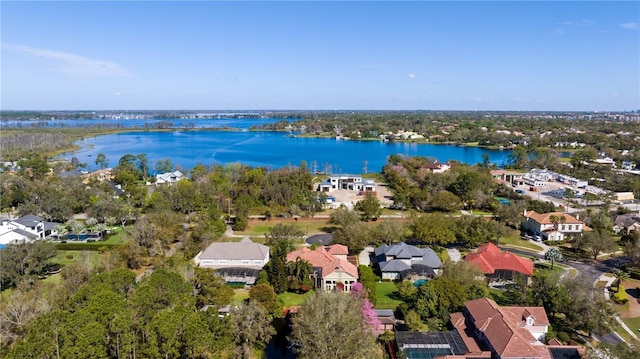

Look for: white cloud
[408,73,416,79]
[2,43,131,77]
[620,22,638,30]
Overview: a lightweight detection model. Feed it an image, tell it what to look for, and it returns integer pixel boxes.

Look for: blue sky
[2,1,638,111]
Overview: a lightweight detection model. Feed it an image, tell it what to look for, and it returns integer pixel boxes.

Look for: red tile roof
[325,243,348,255]
[463,298,551,358]
[287,245,359,279]
[465,243,534,276]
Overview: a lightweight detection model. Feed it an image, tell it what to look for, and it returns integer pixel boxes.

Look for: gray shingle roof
[13,215,44,228]
[379,260,411,272]
[375,242,442,269]
[198,237,269,261]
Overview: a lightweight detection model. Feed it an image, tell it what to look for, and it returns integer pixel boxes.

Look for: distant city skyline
[2,1,638,112]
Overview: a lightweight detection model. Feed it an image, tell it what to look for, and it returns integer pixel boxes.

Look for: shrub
[612,285,629,304]
[66,254,74,260]
[556,332,570,343]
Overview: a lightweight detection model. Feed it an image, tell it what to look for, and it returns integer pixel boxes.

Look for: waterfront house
[287,244,358,292]
[317,174,375,193]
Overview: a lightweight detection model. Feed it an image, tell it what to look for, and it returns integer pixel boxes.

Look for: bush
[556,332,570,343]
[612,285,629,304]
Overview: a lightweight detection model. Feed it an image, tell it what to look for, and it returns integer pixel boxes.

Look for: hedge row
[55,242,120,251]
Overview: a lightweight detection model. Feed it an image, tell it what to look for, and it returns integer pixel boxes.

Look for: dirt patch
[619,278,640,318]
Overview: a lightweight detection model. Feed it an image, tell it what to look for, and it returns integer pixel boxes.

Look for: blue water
[61,130,510,174]
[1,117,285,129]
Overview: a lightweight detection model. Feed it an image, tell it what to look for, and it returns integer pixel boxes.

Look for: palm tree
[613,269,630,290]
[544,247,564,269]
[95,223,108,240]
[69,220,86,241]
[53,224,68,241]
[85,217,98,231]
[105,216,117,228]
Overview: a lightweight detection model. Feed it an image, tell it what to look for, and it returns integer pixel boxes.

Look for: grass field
[52,250,100,266]
[232,289,249,304]
[622,316,640,332]
[277,291,313,307]
[499,234,543,252]
[375,282,403,309]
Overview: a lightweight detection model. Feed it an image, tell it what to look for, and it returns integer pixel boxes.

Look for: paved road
[502,246,625,345]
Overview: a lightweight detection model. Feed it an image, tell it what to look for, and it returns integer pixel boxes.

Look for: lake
[1,117,285,129]
[61,130,511,174]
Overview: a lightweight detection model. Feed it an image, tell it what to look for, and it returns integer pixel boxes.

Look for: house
[155,170,185,186]
[522,210,589,241]
[621,160,636,170]
[374,242,442,281]
[490,169,523,186]
[556,174,588,188]
[0,215,60,245]
[614,212,640,234]
[396,298,584,359]
[445,298,584,359]
[464,243,534,285]
[420,160,451,174]
[287,244,359,292]
[317,174,375,193]
[613,192,635,202]
[194,236,270,285]
[374,309,398,331]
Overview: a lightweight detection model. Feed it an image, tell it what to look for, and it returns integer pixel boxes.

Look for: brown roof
[464,298,551,358]
[524,211,583,225]
[464,243,534,276]
[287,245,359,279]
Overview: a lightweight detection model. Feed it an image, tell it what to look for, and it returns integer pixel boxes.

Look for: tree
[264,240,289,294]
[249,283,279,314]
[410,213,456,245]
[332,221,372,254]
[95,153,109,169]
[428,190,462,212]
[358,265,377,304]
[230,301,275,359]
[544,247,564,269]
[0,241,57,288]
[328,206,361,228]
[370,219,406,245]
[354,192,382,221]
[193,267,234,307]
[575,228,617,259]
[265,223,306,248]
[290,291,383,359]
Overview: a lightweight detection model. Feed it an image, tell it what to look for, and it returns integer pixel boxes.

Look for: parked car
[533,235,542,242]
[515,189,525,195]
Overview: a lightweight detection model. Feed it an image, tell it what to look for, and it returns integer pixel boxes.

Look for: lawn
[375,282,403,309]
[622,316,640,332]
[52,250,100,266]
[232,288,250,304]
[277,291,313,307]
[499,234,543,252]
[534,262,568,275]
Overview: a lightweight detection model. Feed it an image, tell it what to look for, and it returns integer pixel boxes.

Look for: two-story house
[523,210,590,241]
[194,236,270,285]
[287,244,358,292]
[374,242,442,281]
[0,215,60,245]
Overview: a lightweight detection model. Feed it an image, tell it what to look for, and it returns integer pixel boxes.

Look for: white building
[155,170,185,186]
[317,174,375,193]
[522,210,589,241]
[0,215,60,245]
